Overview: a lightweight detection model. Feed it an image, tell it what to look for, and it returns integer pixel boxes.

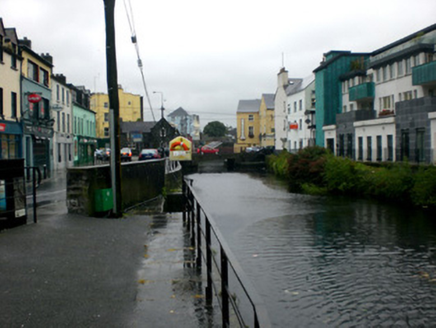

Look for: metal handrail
[183,178,271,328]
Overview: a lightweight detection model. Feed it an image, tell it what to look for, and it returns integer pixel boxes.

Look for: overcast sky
[2,0,436,128]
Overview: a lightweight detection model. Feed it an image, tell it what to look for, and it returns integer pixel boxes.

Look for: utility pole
[104,0,122,217]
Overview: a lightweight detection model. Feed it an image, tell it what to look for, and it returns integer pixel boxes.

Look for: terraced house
[0,19,22,160]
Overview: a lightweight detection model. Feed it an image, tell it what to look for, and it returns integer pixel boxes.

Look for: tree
[203,121,227,137]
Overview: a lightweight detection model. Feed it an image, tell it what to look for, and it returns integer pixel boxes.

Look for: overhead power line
[123,0,156,122]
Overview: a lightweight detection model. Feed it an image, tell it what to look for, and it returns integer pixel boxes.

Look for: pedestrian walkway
[0,197,217,327]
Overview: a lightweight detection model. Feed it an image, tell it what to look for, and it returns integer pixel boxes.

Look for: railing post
[182,180,186,224]
[190,199,196,247]
[221,246,230,328]
[205,219,213,305]
[196,202,202,268]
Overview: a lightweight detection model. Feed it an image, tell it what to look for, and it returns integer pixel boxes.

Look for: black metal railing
[26,166,41,223]
[183,178,271,328]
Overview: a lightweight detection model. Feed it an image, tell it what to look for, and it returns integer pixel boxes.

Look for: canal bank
[0,194,217,327]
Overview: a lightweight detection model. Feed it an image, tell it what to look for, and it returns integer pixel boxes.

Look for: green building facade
[313,51,369,146]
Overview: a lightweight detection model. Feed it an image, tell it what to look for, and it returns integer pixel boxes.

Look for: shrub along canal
[189,172,436,327]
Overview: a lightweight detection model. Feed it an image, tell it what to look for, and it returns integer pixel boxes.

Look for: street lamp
[153,91,165,119]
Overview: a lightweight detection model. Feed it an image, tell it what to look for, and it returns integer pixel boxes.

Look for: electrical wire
[123,0,156,122]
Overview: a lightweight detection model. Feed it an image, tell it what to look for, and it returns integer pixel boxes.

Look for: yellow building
[259,94,275,148]
[234,99,261,153]
[91,86,143,138]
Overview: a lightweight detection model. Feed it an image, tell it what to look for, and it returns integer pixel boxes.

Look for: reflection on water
[190,172,436,327]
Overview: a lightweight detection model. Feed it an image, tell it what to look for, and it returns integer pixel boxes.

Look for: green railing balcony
[413,60,436,85]
[349,82,375,101]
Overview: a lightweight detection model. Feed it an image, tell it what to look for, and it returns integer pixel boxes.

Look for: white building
[51,74,73,171]
[335,23,436,163]
[286,75,315,152]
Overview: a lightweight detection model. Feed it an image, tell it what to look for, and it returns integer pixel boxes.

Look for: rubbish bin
[95,188,113,212]
[0,159,27,230]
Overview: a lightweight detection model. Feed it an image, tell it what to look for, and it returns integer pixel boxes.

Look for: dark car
[120,147,132,162]
[138,149,161,161]
[95,148,111,160]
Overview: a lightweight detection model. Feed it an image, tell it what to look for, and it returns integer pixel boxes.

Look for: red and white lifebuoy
[170,140,189,151]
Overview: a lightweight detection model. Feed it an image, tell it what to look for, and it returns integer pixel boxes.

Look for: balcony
[349,82,375,102]
[413,60,436,86]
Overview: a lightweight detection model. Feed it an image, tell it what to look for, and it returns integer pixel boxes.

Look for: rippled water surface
[190,172,436,327]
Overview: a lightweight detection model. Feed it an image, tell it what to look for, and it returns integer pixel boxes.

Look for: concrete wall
[67,159,165,217]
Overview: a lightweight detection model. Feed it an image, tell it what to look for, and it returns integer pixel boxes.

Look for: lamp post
[153,91,165,119]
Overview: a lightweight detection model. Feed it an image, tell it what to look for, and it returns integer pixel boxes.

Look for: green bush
[266,151,291,179]
[323,155,360,194]
[287,146,328,192]
[411,166,436,207]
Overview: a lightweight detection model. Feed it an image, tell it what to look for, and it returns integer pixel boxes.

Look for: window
[0,35,3,62]
[104,102,109,108]
[0,88,3,117]
[398,60,404,76]
[382,66,388,81]
[414,55,420,67]
[376,69,381,82]
[58,143,62,163]
[11,92,17,118]
[387,135,393,161]
[405,58,412,74]
[248,126,254,138]
[416,128,425,163]
[66,91,69,106]
[248,114,254,121]
[57,111,60,131]
[343,105,347,113]
[358,137,363,160]
[299,119,302,130]
[339,134,345,157]
[381,96,391,110]
[376,135,382,161]
[401,130,409,160]
[347,134,353,158]
[67,114,70,133]
[56,85,60,101]
[350,103,354,111]
[299,100,302,111]
[287,103,290,114]
[40,68,49,87]
[294,102,297,113]
[62,88,65,103]
[104,127,109,137]
[27,61,39,82]
[62,113,65,133]
[367,136,372,161]
[404,91,413,100]
[390,63,395,79]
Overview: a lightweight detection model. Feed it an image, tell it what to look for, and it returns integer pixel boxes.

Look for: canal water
[189,172,436,327]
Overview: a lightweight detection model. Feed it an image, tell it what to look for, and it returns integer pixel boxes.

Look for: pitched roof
[287,75,315,96]
[237,99,261,113]
[167,107,189,117]
[262,94,275,109]
[121,121,155,133]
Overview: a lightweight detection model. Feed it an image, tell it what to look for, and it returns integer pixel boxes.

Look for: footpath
[0,173,216,328]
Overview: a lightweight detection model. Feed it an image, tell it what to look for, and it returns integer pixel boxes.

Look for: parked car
[120,147,132,161]
[197,146,219,154]
[245,146,262,153]
[95,148,111,160]
[138,149,161,161]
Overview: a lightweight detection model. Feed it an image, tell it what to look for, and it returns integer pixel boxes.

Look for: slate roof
[262,94,275,109]
[121,121,155,133]
[167,107,189,117]
[237,99,261,113]
[286,75,315,96]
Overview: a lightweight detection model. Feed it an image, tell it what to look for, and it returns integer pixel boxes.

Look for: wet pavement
[0,171,215,328]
